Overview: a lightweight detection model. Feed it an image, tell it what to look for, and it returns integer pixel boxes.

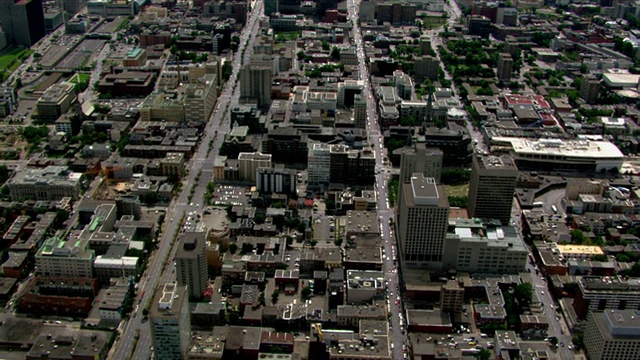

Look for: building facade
[467,154,518,225]
[150,283,191,360]
[176,232,208,300]
[0,0,46,47]
[7,166,82,201]
[397,174,449,269]
[583,310,640,360]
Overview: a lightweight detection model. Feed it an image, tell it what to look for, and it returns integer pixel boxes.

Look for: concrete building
[397,174,449,269]
[36,82,76,122]
[467,154,518,226]
[308,142,331,188]
[398,143,443,185]
[496,53,513,83]
[0,86,16,117]
[414,56,440,82]
[36,237,94,278]
[150,283,191,360]
[581,76,601,104]
[493,137,624,173]
[7,166,82,201]
[329,145,376,186]
[0,0,45,47]
[238,152,272,182]
[161,152,185,178]
[584,310,640,360]
[353,94,367,129]
[93,256,138,284]
[574,276,640,320]
[87,0,135,16]
[442,219,528,274]
[256,165,296,194]
[176,232,208,300]
[240,55,272,108]
[346,270,385,304]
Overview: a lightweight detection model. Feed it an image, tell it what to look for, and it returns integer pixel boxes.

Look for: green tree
[476,349,492,360]
[258,292,265,306]
[617,254,631,263]
[301,286,312,299]
[322,41,330,51]
[0,165,11,184]
[229,243,238,254]
[331,47,340,61]
[570,229,585,244]
[271,290,279,304]
[591,254,609,262]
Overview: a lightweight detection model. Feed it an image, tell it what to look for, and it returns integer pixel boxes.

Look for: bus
[532,202,544,208]
[552,205,558,213]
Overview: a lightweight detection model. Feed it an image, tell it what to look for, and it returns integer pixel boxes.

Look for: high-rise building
[414,56,440,83]
[237,152,272,182]
[398,143,443,184]
[574,276,640,320]
[150,283,191,360]
[580,75,600,104]
[496,53,513,83]
[397,174,449,269]
[353,94,367,129]
[0,0,46,48]
[240,55,272,109]
[467,154,518,225]
[308,142,331,188]
[176,232,208,301]
[584,310,640,360]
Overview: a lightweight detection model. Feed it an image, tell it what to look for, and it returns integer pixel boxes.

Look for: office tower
[176,232,208,300]
[583,310,640,360]
[308,142,331,188]
[414,56,440,82]
[353,94,367,129]
[580,75,600,104]
[496,53,513,83]
[240,55,272,109]
[467,154,518,225]
[0,0,46,47]
[398,143,443,184]
[150,283,191,360]
[397,174,449,269]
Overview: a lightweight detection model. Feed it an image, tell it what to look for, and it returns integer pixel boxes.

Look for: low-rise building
[36,236,94,278]
[36,82,76,122]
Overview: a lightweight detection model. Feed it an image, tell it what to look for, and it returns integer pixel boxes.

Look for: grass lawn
[445,183,469,197]
[0,47,32,71]
[70,73,91,84]
[422,17,447,30]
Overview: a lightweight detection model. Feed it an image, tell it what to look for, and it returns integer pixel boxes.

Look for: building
[308,143,331,188]
[442,219,528,274]
[93,256,138,284]
[237,152,272,182]
[262,127,308,164]
[256,165,296,194]
[467,154,518,226]
[36,82,76,122]
[176,232,208,300]
[97,71,156,97]
[346,270,385,304]
[26,329,109,360]
[329,144,376,186]
[184,74,218,124]
[0,86,16,117]
[0,0,46,47]
[36,237,94,278]
[584,310,640,360]
[574,276,640,320]
[414,56,440,82]
[353,94,367,129]
[397,174,449,269]
[240,55,272,108]
[87,0,135,16]
[398,143,443,185]
[43,10,63,33]
[7,166,82,201]
[161,152,185,178]
[493,137,624,173]
[581,76,601,104]
[150,283,191,360]
[496,53,513,83]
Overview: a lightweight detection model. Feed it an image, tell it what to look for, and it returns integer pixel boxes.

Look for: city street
[109,1,264,359]
[348,0,406,358]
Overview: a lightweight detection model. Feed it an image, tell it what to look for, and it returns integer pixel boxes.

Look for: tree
[258,292,265,306]
[591,254,609,262]
[570,229,585,244]
[617,254,631,263]
[476,349,492,360]
[271,290,280,304]
[331,47,341,61]
[322,41,330,51]
[0,165,11,184]
[229,243,238,254]
[301,286,312,299]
